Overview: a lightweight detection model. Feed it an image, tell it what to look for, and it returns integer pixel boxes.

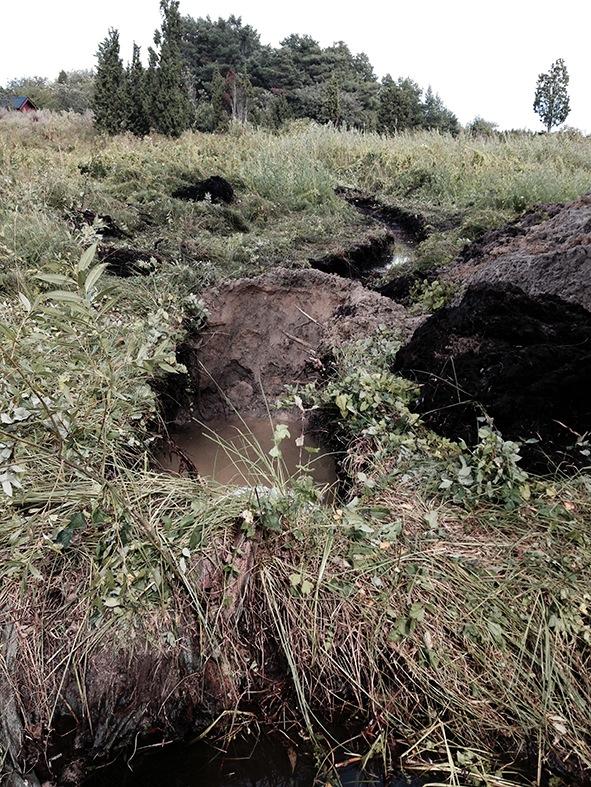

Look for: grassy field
[1,112,591,785]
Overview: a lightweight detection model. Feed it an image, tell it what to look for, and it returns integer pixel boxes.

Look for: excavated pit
[175,268,415,421]
[161,268,417,486]
[394,283,591,473]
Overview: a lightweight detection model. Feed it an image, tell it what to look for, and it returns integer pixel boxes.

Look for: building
[0,96,38,112]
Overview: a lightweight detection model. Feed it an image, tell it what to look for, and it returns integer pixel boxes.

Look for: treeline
[0,71,94,114]
[183,18,459,135]
[2,0,460,137]
[91,0,460,137]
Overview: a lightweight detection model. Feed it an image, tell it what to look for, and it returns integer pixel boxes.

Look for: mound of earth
[97,245,158,277]
[443,195,591,311]
[394,283,591,472]
[172,176,234,204]
[177,268,417,421]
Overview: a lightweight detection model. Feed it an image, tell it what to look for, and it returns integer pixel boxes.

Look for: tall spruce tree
[211,67,228,130]
[422,86,460,135]
[533,58,571,132]
[125,43,151,136]
[93,29,126,134]
[151,0,193,137]
[378,76,423,133]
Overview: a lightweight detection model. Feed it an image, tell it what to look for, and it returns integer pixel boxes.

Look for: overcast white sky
[1,0,590,131]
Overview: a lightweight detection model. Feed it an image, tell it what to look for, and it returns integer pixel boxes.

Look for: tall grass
[1,112,591,784]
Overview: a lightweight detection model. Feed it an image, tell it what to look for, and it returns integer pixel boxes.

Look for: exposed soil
[97,244,158,277]
[173,268,417,422]
[172,176,235,204]
[394,283,591,472]
[69,209,129,240]
[443,194,591,311]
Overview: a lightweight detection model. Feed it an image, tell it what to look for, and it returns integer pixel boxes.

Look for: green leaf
[36,274,75,287]
[273,424,291,443]
[84,262,109,294]
[77,243,98,272]
[300,579,313,595]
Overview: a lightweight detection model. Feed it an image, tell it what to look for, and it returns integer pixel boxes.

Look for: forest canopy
[1,10,459,136]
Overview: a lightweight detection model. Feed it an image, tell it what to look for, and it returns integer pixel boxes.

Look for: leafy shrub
[440,422,530,506]
[410,279,456,312]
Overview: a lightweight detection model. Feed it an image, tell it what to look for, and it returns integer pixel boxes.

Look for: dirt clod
[172,176,234,204]
[394,283,591,472]
[97,245,158,277]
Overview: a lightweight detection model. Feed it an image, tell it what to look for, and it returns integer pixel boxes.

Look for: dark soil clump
[69,209,128,239]
[394,283,591,472]
[97,245,158,277]
[172,176,234,204]
[444,194,591,311]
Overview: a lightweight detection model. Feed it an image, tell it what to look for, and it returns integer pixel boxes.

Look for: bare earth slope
[181,268,417,419]
[444,194,591,310]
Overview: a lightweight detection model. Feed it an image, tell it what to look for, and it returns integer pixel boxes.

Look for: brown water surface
[160,416,337,488]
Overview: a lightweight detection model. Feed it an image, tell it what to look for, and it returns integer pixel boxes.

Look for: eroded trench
[309,189,427,296]
[159,207,591,484]
[157,267,415,490]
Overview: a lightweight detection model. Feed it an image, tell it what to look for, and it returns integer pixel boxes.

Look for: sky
[1,0,590,131]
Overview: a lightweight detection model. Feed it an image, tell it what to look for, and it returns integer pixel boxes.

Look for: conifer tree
[93,29,126,134]
[211,67,228,130]
[125,43,151,136]
[323,74,342,126]
[145,45,159,121]
[533,58,571,132]
[151,0,193,137]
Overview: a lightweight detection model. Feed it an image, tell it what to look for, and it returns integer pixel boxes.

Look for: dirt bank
[175,268,417,421]
[394,282,591,472]
[443,194,591,311]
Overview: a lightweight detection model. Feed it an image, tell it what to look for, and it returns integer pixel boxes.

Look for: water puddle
[159,416,337,489]
[84,738,420,786]
[371,240,414,277]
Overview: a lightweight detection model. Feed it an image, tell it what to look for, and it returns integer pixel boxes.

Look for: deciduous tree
[533,58,570,132]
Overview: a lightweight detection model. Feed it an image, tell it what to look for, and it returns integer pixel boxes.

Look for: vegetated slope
[2,116,591,786]
[443,194,591,310]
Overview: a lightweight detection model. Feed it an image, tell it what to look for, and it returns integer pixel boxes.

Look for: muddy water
[160,416,337,489]
[85,737,421,786]
[370,239,415,278]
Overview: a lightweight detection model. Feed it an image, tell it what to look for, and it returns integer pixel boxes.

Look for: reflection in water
[159,416,337,489]
[379,242,414,274]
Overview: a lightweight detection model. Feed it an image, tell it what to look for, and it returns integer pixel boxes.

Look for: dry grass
[1,113,591,785]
